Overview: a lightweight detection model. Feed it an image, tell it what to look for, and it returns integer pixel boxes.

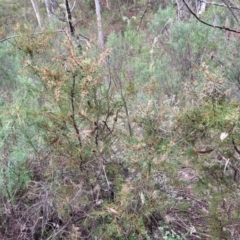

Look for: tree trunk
[94,0,104,50]
[44,0,52,18]
[31,0,42,28]
[65,0,75,36]
[197,0,206,15]
[94,0,110,86]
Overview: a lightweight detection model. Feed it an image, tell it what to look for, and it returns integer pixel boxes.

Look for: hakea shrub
[21,31,116,161]
[174,63,240,239]
[6,28,174,239]
[2,28,183,239]
[0,28,127,239]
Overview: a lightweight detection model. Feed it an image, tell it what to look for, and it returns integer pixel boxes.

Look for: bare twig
[221,0,240,26]
[232,137,240,155]
[175,0,184,20]
[70,75,82,147]
[46,218,73,240]
[70,1,76,12]
[102,165,111,190]
[137,3,150,32]
[223,157,230,174]
[0,30,61,43]
[201,0,240,11]
[182,0,240,34]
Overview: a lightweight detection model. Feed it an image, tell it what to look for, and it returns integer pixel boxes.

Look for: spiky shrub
[0,24,128,239]
[0,39,35,201]
[0,26,187,239]
[1,26,172,239]
[174,64,240,239]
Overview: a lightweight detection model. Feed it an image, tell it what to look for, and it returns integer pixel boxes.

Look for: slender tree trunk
[197,0,206,15]
[44,0,52,18]
[94,0,104,50]
[31,0,42,28]
[65,0,75,36]
[106,0,111,10]
[94,0,110,86]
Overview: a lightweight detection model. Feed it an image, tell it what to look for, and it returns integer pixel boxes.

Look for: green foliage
[0,42,20,93]
[169,20,214,80]
[1,1,240,239]
[176,66,238,144]
[159,224,186,240]
[148,4,176,33]
[106,25,150,88]
[174,66,240,239]
[0,149,31,198]
[0,74,43,196]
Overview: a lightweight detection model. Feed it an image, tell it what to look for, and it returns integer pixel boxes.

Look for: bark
[106,0,111,10]
[31,0,42,28]
[44,0,52,18]
[94,0,104,50]
[175,0,183,20]
[197,0,206,15]
[94,0,110,86]
[65,0,75,36]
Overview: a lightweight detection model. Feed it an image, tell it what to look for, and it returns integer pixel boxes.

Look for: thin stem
[65,0,75,36]
[70,76,82,148]
[182,0,240,34]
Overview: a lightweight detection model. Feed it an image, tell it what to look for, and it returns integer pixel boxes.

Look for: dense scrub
[1,1,240,239]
